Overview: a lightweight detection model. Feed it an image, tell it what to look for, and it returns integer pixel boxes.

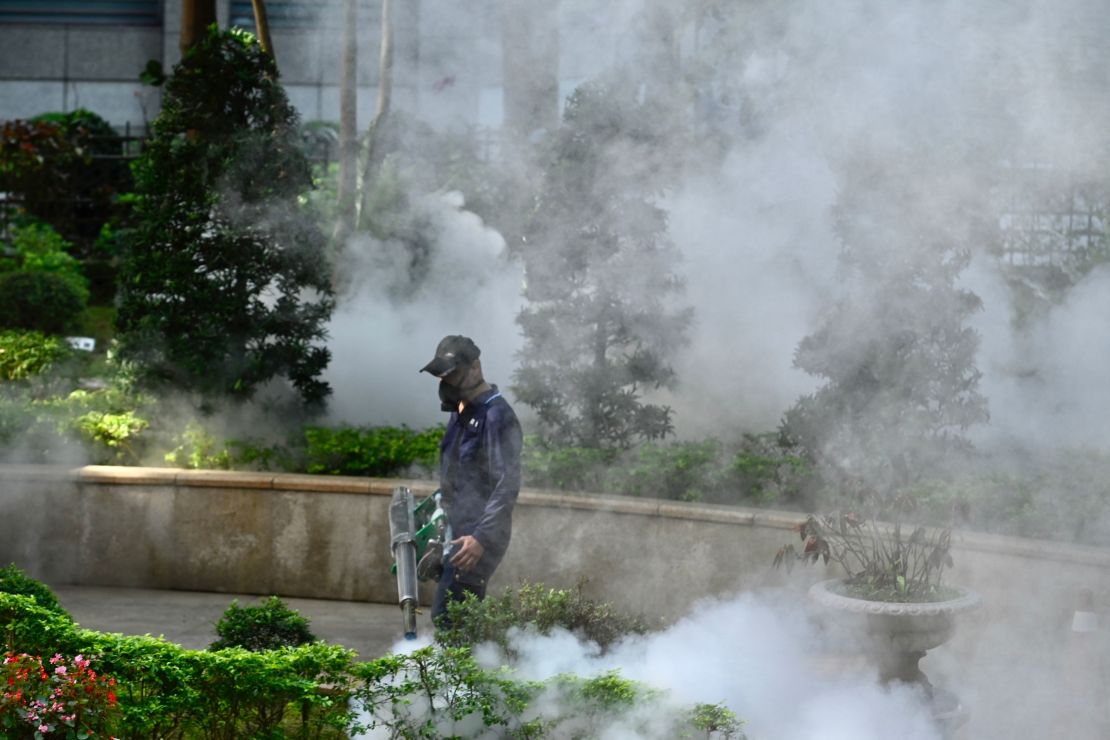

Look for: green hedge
[1,592,356,739]
[1,590,746,739]
[522,433,816,508]
[0,563,71,619]
[303,424,442,476]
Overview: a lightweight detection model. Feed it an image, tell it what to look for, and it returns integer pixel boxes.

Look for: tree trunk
[496,0,559,256]
[357,0,394,231]
[334,0,359,243]
[250,0,277,66]
[180,0,217,56]
[499,0,559,142]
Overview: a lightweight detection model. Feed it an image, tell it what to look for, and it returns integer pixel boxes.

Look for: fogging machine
[389,486,451,640]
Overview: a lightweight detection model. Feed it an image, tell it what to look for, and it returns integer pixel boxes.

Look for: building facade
[0,0,521,132]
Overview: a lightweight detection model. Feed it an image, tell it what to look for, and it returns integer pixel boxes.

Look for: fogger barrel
[389,487,419,640]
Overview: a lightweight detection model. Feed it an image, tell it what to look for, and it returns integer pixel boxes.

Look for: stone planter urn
[809,579,981,735]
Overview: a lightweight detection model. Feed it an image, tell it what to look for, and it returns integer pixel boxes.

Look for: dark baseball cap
[419,335,481,377]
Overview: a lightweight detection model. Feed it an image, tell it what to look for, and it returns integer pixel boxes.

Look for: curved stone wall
[2,464,1110,626]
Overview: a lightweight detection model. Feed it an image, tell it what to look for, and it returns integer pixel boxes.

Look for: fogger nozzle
[390,487,420,640]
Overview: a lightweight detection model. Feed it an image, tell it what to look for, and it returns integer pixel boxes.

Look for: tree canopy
[512,81,692,449]
[116,28,334,406]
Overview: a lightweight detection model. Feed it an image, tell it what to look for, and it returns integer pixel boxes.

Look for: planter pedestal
[809,579,981,737]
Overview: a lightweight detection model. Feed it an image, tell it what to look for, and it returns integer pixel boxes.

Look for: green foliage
[685,702,745,739]
[33,388,154,465]
[353,646,543,739]
[211,596,317,652]
[0,222,90,303]
[74,408,149,459]
[437,582,651,656]
[520,436,616,491]
[304,424,442,476]
[513,80,692,450]
[353,645,745,739]
[161,423,231,470]
[162,423,292,471]
[727,434,815,507]
[116,27,334,406]
[522,434,815,508]
[545,672,745,739]
[0,331,71,380]
[0,270,86,334]
[614,439,722,502]
[0,564,69,619]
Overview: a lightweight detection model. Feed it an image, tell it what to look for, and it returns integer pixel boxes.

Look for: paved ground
[50,584,435,658]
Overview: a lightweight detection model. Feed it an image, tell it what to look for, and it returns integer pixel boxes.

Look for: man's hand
[450,535,485,572]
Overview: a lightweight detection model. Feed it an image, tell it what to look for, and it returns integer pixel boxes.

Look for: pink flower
[39,724,49,733]
[54,666,66,675]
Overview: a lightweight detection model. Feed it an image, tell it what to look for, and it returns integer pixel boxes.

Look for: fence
[996,170,1110,269]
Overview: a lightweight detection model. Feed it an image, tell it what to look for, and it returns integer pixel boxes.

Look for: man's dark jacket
[439,385,522,584]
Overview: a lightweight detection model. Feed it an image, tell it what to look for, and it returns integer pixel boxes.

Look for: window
[0,0,160,25]
[229,0,378,31]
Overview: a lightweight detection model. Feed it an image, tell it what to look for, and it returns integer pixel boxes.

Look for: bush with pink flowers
[0,652,118,739]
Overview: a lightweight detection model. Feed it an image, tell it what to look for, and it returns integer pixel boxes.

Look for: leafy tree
[782,157,990,493]
[116,28,334,406]
[512,81,692,450]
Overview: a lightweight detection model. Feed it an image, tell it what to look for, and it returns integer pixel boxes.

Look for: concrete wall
[3,463,1110,630]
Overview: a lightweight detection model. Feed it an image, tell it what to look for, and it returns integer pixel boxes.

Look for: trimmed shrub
[0,564,69,619]
[0,270,86,334]
[211,596,317,652]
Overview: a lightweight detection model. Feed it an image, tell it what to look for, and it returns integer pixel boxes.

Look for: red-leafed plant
[774,502,955,603]
[0,652,119,738]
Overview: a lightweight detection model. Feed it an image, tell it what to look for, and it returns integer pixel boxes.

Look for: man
[420,335,523,625]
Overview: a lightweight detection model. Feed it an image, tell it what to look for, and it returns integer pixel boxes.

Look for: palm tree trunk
[334,0,359,243]
[357,0,394,231]
[180,0,217,56]
[250,0,277,66]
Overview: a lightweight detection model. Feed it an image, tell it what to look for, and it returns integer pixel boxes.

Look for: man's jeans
[431,562,487,628]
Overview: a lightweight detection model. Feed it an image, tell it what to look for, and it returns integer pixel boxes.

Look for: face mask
[439,379,464,411]
[438,363,482,411]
